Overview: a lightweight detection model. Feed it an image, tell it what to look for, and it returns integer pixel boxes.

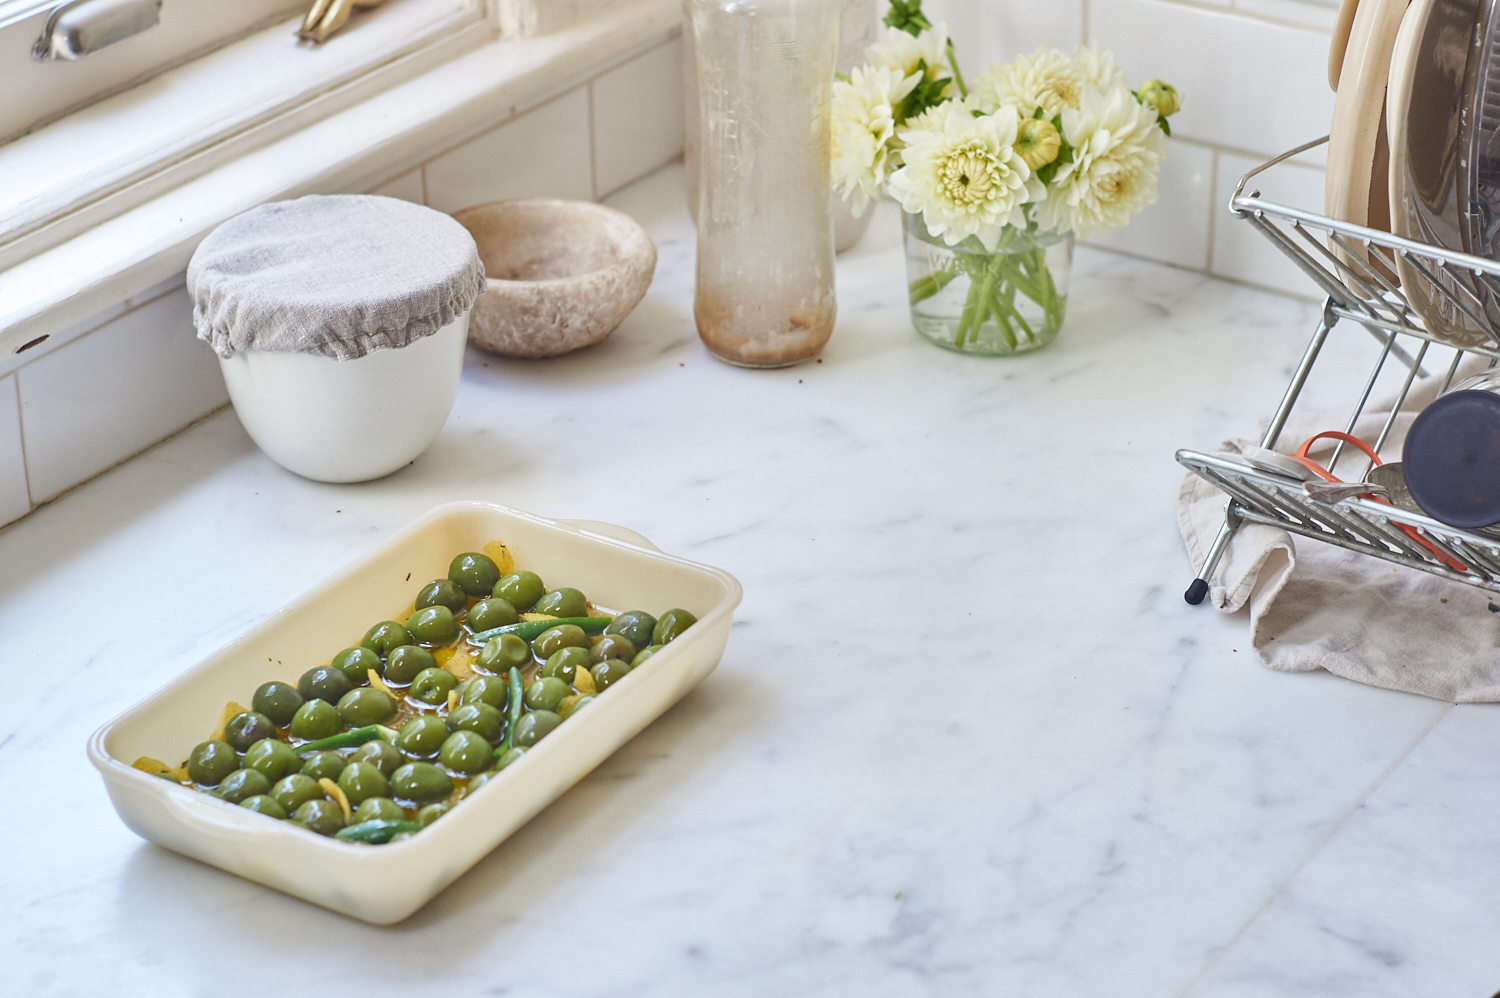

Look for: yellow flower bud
[1137,79,1181,118]
[1014,117,1061,170]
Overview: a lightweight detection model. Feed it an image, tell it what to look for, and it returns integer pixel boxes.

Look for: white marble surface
[2,164,1495,996]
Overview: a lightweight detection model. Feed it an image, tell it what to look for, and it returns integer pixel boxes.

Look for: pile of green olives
[143,548,699,845]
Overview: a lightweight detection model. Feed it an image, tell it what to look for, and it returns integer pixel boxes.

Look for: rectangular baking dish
[87,501,742,924]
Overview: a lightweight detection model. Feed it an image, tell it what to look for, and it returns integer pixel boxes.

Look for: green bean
[296,724,397,753]
[333,819,423,844]
[498,666,523,756]
[468,616,611,646]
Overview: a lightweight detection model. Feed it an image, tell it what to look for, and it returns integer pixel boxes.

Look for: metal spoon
[1304,480,1391,504]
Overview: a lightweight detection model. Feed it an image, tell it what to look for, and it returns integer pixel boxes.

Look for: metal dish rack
[1180,136,1500,604]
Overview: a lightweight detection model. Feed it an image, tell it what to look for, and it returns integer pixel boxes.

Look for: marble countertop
[4,164,1497,997]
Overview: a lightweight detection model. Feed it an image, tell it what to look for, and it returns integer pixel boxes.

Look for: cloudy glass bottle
[690,0,839,367]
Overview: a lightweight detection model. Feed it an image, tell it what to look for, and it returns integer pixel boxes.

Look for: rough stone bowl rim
[453,197,654,290]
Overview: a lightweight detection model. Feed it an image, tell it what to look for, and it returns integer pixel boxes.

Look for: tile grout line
[0,400,232,538]
[10,372,32,510]
[1172,700,1455,998]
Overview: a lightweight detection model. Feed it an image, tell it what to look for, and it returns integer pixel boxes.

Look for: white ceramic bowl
[87,501,742,924]
[219,312,469,483]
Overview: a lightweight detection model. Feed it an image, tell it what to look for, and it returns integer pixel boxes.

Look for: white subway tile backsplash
[424,88,594,213]
[976,0,1083,67]
[0,375,29,526]
[1211,151,1325,297]
[1235,0,1341,31]
[1090,0,1333,165]
[366,169,425,203]
[18,287,228,501]
[592,38,685,198]
[1088,138,1214,270]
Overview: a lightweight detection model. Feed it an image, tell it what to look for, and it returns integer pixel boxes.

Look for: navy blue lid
[1403,389,1500,528]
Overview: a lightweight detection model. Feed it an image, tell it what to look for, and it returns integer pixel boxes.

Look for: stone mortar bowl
[452,198,656,359]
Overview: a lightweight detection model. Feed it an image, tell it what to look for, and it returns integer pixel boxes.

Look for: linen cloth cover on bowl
[187,195,486,360]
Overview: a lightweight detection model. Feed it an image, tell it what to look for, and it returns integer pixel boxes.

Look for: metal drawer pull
[32,0,162,62]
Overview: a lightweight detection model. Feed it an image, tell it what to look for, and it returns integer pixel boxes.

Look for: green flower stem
[946,40,968,98]
[908,265,961,304]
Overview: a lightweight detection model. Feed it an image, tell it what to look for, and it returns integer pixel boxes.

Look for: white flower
[1038,84,1167,240]
[831,66,920,217]
[866,23,950,83]
[972,46,1084,117]
[972,45,1130,117]
[1070,45,1129,92]
[888,103,1042,250]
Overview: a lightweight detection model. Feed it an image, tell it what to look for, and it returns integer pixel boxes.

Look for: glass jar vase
[903,211,1073,356]
[690,0,839,368]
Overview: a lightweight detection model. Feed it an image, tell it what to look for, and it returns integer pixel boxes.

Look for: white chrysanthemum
[972,46,1084,117]
[888,104,1042,250]
[1037,84,1167,240]
[899,93,984,133]
[831,66,920,217]
[1071,45,1129,91]
[866,23,949,82]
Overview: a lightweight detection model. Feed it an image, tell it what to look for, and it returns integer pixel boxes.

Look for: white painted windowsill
[0,0,679,362]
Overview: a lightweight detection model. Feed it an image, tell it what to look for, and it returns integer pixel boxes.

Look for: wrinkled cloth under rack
[1178,355,1500,702]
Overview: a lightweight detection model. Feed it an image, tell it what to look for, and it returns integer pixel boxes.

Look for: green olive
[391,762,453,803]
[188,740,239,787]
[533,624,587,659]
[591,658,633,691]
[416,801,452,827]
[384,644,436,686]
[337,687,396,727]
[448,552,501,597]
[217,767,271,804]
[534,587,588,618]
[652,609,697,644]
[493,570,545,609]
[242,738,302,783]
[495,746,526,770]
[362,621,413,658]
[289,698,342,741]
[524,677,571,712]
[458,674,509,710]
[224,711,276,753]
[389,831,417,842]
[272,773,323,811]
[350,739,403,776]
[252,681,305,727]
[239,795,288,819]
[407,605,460,646]
[330,646,381,684]
[560,695,593,718]
[476,634,529,675]
[415,578,467,613]
[439,730,493,775]
[300,751,346,782]
[466,771,494,795]
[512,711,561,748]
[337,761,391,805]
[590,633,636,664]
[541,646,592,683]
[396,716,449,758]
[467,597,519,633]
[292,799,345,836]
[410,667,458,705]
[606,610,657,650]
[631,644,664,667]
[446,703,503,743]
[353,797,407,823]
[297,666,353,705]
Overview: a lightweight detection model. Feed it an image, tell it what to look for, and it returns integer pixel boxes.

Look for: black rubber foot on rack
[1184,579,1209,605]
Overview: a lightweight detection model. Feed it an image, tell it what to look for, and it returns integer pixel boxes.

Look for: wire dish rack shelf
[1180,136,1500,604]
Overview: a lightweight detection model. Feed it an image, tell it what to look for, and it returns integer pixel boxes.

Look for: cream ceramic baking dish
[87,501,742,924]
